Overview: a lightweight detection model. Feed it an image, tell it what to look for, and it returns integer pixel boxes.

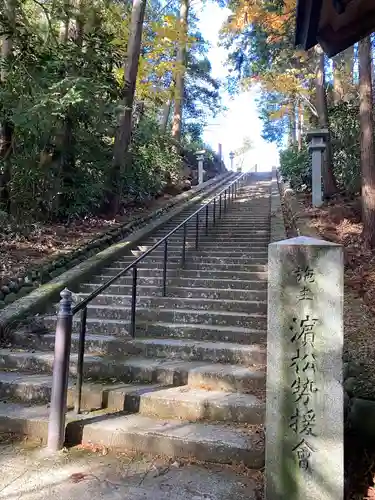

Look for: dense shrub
[279,144,310,191]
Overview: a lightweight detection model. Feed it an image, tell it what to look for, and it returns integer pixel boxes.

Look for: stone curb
[0,172,235,334]
[276,169,375,440]
[275,170,321,239]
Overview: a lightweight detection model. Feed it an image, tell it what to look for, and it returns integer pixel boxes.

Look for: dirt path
[0,436,259,500]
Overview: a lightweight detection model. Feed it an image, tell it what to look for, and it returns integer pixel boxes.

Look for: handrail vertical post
[219,194,222,218]
[163,240,168,296]
[213,198,216,226]
[47,288,73,452]
[205,204,209,235]
[130,266,137,337]
[195,212,199,250]
[74,306,87,414]
[182,223,187,266]
[224,189,227,211]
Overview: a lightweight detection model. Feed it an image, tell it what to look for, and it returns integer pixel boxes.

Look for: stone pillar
[218,143,222,161]
[266,236,343,500]
[306,129,328,208]
[197,155,204,185]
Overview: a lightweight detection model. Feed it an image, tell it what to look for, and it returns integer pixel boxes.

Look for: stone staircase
[0,173,271,467]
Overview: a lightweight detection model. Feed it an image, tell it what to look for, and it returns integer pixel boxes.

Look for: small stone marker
[266,236,343,500]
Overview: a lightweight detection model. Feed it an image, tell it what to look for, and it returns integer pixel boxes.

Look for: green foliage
[128,118,181,200]
[0,0,220,222]
[279,145,310,191]
[329,101,361,195]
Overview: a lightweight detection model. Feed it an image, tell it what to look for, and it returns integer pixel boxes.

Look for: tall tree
[109,0,147,215]
[315,46,337,197]
[171,0,189,143]
[0,0,17,210]
[359,36,375,247]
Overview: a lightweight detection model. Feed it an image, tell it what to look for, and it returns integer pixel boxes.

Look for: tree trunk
[288,102,296,146]
[359,36,375,248]
[315,46,337,197]
[109,0,147,216]
[297,100,303,151]
[161,100,172,133]
[0,0,16,211]
[171,0,189,143]
[56,1,85,216]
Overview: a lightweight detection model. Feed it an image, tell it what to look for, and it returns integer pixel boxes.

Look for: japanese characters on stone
[289,266,318,471]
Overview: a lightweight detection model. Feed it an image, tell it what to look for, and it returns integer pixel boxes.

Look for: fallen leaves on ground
[0,196,173,286]
[298,193,375,500]
[69,472,89,483]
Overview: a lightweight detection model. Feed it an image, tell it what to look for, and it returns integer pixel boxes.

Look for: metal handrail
[47,171,247,451]
[72,172,246,315]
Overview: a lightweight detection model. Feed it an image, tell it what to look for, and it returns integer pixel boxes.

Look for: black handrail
[72,172,245,316]
[48,171,246,435]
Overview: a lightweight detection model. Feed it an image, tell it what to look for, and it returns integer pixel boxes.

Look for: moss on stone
[4,293,17,304]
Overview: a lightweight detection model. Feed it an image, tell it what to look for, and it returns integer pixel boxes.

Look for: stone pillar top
[270,236,340,247]
[306,129,329,140]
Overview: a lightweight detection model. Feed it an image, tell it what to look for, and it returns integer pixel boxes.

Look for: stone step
[101,267,267,281]
[79,283,267,301]
[91,275,267,291]
[132,338,267,365]
[0,372,264,424]
[135,321,266,344]
[8,331,130,354]
[0,351,266,390]
[128,249,268,258]
[213,224,269,230]
[137,242,268,251]
[147,235,270,243]
[0,371,164,412]
[85,305,267,328]
[7,334,266,365]
[76,293,267,314]
[41,315,266,343]
[0,402,265,467]
[138,386,265,424]
[110,260,267,272]
[116,256,268,266]
[80,414,265,466]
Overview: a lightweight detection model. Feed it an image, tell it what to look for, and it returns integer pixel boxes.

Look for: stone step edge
[82,305,267,319]
[0,402,265,467]
[0,373,265,423]
[0,349,267,381]
[76,293,267,306]
[42,315,267,334]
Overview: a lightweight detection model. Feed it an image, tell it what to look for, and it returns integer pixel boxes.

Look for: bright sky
[197,1,279,172]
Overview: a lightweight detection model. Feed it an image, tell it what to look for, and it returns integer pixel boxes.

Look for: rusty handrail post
[47,288,73,451]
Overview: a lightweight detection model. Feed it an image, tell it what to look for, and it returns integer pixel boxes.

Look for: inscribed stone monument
[266,236,343,500]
